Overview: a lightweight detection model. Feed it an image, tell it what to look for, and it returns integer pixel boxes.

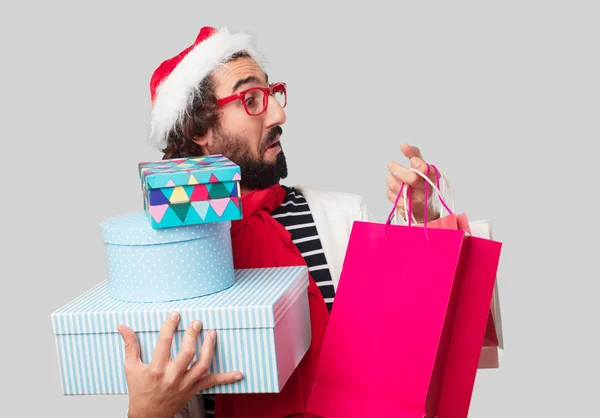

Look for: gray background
[2,0,598,416]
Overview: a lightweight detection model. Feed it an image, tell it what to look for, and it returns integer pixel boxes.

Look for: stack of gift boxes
[51,155,312,396]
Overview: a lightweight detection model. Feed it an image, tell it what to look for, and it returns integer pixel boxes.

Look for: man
[118,26,440,418]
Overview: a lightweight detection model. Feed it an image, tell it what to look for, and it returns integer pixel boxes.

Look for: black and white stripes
[270,186,335,311]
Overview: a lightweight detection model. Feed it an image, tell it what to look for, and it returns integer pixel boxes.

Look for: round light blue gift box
[99,211,235,302]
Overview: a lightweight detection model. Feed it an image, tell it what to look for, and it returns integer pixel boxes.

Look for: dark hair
[161,51,251,160]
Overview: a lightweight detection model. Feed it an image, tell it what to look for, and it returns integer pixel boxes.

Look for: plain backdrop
[2,0,598,416]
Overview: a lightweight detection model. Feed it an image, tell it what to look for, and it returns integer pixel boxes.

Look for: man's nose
[265,94,287,126]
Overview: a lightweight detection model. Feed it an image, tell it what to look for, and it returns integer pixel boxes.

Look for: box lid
[99,211,230,245]
[139,154,241,190]
[51,266,308,335]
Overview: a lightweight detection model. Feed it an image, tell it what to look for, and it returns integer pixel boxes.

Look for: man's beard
[207,125,288,190]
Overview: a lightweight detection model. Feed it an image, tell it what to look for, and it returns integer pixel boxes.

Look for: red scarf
[214,184,329,418]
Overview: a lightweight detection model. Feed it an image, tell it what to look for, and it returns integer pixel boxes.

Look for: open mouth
[266,136,281,150]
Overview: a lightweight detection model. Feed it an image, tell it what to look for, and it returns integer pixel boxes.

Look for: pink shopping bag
[418,167,504,369]
[437,229,501,418]
[306,181,471,418]
[425,214,501,417]
[401,165,503,417]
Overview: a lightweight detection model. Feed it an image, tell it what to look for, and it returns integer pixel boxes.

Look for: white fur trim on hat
[149,27,264,149]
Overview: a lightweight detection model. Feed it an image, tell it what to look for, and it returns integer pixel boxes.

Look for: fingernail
[170,311,180,321]
[209,329,217,339]
[235,373,244,381]
[192,320,202,331]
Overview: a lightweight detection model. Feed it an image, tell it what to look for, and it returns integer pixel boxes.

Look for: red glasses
[216,82,287,116]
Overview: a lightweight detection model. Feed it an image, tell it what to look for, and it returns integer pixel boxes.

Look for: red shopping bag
[305,181,471,418]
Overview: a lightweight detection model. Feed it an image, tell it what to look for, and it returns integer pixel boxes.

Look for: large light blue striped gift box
[51,266,311,395]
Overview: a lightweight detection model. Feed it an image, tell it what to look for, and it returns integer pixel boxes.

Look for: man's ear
[192,127,213,155]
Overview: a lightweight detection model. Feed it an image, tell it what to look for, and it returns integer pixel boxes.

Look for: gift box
[51,266,311,395]
[99,211,235,302]
[138,154,242,229]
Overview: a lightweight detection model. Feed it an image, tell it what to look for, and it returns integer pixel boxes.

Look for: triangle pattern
[223,181,235,193]
[149,189,170,205]
[183,204,202,224]
[169,186,190,203]
[223,198,242,219]
[232,172,241,181]
[191,201,210,220]
[230,184,238,197]
[171,202,191,222]
[209,182,230,199]
[166,179,176,187]
[190,184,209,201]
[150,204,169,223]
[231,197,240,207]
[209,173,220,183]
[188,175,199,185]
[161,186,175,200]
[210,198,230,217]
[160,206,180,226]
[183,185,194,198]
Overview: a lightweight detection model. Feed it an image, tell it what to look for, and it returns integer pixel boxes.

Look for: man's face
[197,56,288,191]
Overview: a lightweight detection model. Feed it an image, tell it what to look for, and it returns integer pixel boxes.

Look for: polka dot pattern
[100,211,235,302]
[100,211,231,245]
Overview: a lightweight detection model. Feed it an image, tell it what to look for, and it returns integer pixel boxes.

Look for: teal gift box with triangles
[138,155,242,229]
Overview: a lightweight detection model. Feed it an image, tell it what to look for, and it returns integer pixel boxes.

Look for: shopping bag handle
[433,164,456,214]
[386,164,453,225]
[404,164,454,222]
[384,163,454,238]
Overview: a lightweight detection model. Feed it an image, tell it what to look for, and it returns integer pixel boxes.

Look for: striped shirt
[201,185,336,417]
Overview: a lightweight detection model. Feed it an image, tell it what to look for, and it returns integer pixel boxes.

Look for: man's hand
[118,311,243,418]
[387,143,439,223]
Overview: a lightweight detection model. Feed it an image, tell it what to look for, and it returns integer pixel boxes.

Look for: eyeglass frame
[216,82,287,116]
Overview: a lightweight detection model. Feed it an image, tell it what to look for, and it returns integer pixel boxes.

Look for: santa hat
[148,26,264,149]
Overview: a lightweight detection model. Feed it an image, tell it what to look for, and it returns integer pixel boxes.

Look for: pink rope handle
[384,166,427,237]
[384,163,454,239]
[385,182,405,226]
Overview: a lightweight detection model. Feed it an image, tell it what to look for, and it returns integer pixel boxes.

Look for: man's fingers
[410,156,428,174]
[192,371,244,393]
[386,175,401,196]
[387,182,425,207]
[150,311,180,369]
[184,328,219,385]
[409,157,437,196]
[388,162,419,186]
[400,144,436,186]
[401,143,422,159]
[173,319,202,372]
[387,189,406,214]
[117,324,141,367]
